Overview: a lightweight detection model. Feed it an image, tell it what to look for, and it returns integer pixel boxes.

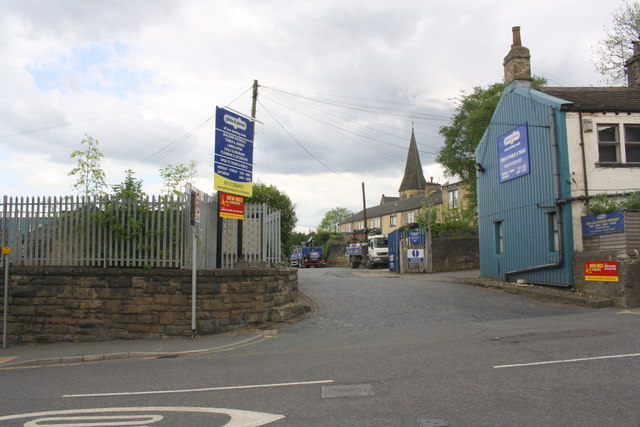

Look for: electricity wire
[258,99,357,184]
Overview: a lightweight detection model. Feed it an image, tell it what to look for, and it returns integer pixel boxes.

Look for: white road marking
[63,379,335,398]
[0,407,284,427]
[494,353,640,369]
[25,414,163,426]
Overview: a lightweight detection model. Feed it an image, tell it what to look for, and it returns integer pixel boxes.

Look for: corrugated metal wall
[475,86,574,286]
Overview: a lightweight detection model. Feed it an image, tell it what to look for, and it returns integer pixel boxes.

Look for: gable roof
[339,191,442,225]
[538,87,640,113]
[398,129,427,193]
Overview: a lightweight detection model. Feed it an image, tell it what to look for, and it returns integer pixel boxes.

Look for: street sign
[214,107,255,197]
[1,247,11,255]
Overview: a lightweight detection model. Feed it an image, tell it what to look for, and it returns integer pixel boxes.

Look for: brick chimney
[503,26,532,86]
[626,40,640,87]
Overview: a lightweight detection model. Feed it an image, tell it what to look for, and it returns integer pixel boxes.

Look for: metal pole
[191,223,197,337]
[3,254,8,349]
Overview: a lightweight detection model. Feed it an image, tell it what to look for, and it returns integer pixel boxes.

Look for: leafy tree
[68,134,107,196]
[437,77,547,215]
[246,181,297,258]
[317,207,354,232]
[159,160,197,196]
[592,0,640,86]
[111,169,144,200]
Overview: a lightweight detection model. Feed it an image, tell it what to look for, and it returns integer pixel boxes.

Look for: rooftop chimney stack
[503,26,532,87]
[626,40,640,87]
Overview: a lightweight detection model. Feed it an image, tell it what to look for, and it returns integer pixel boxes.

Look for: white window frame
[597,123,640,164]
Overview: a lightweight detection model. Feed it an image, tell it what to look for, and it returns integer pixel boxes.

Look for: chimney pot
[512,26,522,48]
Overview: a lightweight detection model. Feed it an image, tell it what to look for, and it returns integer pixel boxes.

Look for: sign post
[190,191,201,337]
[3,246,11,349]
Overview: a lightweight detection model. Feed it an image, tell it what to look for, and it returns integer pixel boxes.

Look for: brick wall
[0,267,298,344]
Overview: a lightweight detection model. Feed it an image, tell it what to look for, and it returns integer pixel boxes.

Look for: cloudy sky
[0,0,620,230]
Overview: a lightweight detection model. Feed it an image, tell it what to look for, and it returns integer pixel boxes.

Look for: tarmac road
[1,268,639,426]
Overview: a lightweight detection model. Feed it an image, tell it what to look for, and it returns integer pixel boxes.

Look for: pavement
[0,268,612,369]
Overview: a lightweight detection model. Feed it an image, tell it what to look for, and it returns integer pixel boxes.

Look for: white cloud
[0,0,621,230]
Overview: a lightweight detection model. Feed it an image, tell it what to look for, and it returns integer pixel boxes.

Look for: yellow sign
[1,247,11,255]
[214,175,253,197]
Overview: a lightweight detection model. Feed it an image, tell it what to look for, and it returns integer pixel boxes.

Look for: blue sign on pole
[408,230,422,245]
[581,210,625,236]
[214,107,255,197]
[498,123,530,183]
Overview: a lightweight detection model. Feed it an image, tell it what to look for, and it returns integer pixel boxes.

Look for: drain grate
[321,383,375,399]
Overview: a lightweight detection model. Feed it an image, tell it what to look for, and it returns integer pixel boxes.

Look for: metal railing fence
[1,193,282,269]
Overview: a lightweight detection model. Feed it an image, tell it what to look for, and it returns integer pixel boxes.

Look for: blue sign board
[498,123,530,183]
[214,107,255,197]
[582,210,625,236]
[408,230,422,245]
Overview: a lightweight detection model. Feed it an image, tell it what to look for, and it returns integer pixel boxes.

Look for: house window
[548,212,559,252]
[407,211,415,223]
[390,215,396,227]
[494,221,503,254]
[371,218,380,228]
[345,224,351,232]
[625,125,640,163]
[598,124,619,162]
[597,123,640,164]
[448,189,459,209]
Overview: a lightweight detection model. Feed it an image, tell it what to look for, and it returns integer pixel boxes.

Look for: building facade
[475,27,640,286]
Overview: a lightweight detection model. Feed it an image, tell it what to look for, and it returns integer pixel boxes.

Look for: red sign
[219,192,245,220]
[584,261,619,282]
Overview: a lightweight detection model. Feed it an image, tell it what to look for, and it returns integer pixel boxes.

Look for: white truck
[345,234,389,269]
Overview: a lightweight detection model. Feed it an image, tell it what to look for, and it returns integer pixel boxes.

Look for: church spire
[398,128,427,199]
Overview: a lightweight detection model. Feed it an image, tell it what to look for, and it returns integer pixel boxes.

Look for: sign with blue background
[582,210,625,236]
[408,230,422,245]
[498,123,530,183]
[214,107,255,197]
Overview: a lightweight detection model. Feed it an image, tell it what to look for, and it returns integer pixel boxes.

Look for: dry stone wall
[1,267,299,344]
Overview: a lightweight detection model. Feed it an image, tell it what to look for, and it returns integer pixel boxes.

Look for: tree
[159,160,197,196]
[246,182,297,258]
[111,169,144,200]
[317,207,354,232]
[68,134,107,196]
[593,0,640,86]
[436,77,546,214]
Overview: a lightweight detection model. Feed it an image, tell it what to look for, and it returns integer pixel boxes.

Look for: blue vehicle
[290,238,326,268]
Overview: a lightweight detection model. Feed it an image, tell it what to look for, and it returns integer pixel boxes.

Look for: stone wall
[0,267,299,344]
[573,250,640,307]
[432,237,479,273]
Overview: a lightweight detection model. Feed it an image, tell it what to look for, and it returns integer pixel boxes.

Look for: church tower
[398,129,428,200]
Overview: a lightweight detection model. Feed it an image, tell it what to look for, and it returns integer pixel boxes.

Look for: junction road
[1,267,639,426]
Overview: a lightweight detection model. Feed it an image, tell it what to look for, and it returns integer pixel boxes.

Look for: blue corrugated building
[475,27,640,286]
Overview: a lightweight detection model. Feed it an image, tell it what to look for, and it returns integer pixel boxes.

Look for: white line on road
[63,379,335,398]
[494,353,640,369]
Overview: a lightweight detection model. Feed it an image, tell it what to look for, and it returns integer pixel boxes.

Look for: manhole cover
[321,384,375,399]
[417,418,448,427]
